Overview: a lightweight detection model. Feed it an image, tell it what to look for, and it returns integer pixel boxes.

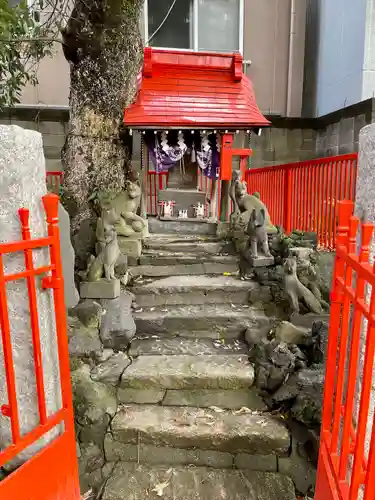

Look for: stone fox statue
[246,208,272,259]
[283,257,323,315]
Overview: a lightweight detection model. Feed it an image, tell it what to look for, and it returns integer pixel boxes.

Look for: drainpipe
[286,0,296,117]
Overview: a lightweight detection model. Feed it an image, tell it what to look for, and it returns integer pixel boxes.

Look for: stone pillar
[355,122,375,458]
[0,125,61,465]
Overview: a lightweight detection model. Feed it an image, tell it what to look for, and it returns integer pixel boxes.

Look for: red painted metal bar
[18,208,48,426]
[0,237,53,254]
[0,253,21,444]
[245,154,357,249]
[0,408,66,467]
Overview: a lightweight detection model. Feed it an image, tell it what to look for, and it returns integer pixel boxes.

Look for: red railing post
[283,165,292,233]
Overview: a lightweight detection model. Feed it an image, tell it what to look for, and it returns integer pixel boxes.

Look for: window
[145,0,243,53]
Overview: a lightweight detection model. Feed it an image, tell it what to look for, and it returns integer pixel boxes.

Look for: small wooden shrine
[124,47,270,222]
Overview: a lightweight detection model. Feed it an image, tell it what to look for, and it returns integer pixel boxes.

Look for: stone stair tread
[133,274,257,292]
[110,404,290,454]
[144,233,220,243]
[142,249,236,259]
[102,463,296,500]
[121,354,254,390]
[129,263,238,277]
[133,303,272,339]
[129,336,248,357]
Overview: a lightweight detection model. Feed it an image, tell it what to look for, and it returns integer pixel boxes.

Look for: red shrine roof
[124,47,270,129]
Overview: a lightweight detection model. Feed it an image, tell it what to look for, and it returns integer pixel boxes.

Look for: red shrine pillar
[219,133,253,222]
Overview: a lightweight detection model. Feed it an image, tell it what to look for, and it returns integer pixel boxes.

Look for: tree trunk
[61,0,144,269]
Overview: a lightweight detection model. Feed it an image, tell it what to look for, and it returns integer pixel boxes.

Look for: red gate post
[283,165,292,233]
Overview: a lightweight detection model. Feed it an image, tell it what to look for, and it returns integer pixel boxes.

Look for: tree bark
[61,0,144,268]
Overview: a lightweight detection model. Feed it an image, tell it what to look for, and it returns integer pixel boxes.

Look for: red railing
[0,194,80,499]
[46,171,63,194]
[147,171,168,215]
[315,200,375,500]
[245,154,358,249]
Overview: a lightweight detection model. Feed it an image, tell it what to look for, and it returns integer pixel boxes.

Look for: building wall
[244,0,307,117]
[362,0,375,100]
[18,1,307,118]
[305,0,367,117]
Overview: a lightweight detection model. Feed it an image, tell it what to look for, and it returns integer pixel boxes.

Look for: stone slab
[248,256,275,268]
[111,405,290,454]
[102,463,296,500]
[120,355,254,390]
[99,291,136,349]
[80,279,120,299]
[118,237,142,261]
[149,216,217,235]
[104,436,233,468]
[133,303,272,339]
[129,337,248,357]
[132,275,260,307]
[118,387,166,404]
[234,453,278,472]
[144,239,234,255]
[162,388,267,411]
[129,262,239,277]
[140,250,237,266]
[90,352,131,386]
[0,125,60,461]
[58,202,79,309]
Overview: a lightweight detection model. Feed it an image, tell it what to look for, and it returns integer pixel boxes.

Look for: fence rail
[315,200,375,499]
[46,171,63,194]
[245,154,358,249]
[0,194,80,499]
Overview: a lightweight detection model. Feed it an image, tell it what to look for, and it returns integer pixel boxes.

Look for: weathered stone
[104,435,234,468]
[0,125,60,460]
[118,388,166,404]
[275,321,310,345]
[290,312,330,330]
[129,337,248,357]
[71,364,117,424]
[129,261,238,277]
[132,275,259,307]
[67,316,102,358]
[162,389,266,411]
[234,453,277,472]
[118,237,142,260]
[148,217,217,235]
[120,355,254,390]
[268,368,324,426]
[111,405,290,454]
[102,463,296,500]
[90,352,131,386]
[133,303,272,340]
[247,256,275,268]
[58,202,80,308]
[140,250,236,266]
[279,437,316,495]
[73,299,103,329]
[79,414,111,445]
[79,442,105,473]
[99,291,136,349]
[80,279,120,299]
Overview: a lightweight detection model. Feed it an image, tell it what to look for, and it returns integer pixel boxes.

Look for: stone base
[118,237,142,266]
[248,256,275,268]
[80,279,120,299]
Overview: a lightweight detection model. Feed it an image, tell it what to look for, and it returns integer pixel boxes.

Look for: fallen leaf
[152,482,169,496]
[233,407,252,415]
[209,406,225,413]
[81,491,93,500]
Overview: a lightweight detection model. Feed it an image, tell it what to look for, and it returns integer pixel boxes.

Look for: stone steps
[124,339,265,410]
[131,275,270,308]
[102,463,296,500]
[130,262,238,277]
[143,239,234,254]
[149,217,217,235]
[107,404,290,455]
[133,303,272,339]
[139,249,237,267]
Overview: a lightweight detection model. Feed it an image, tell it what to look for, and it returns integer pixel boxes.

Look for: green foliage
[0,0,53,108]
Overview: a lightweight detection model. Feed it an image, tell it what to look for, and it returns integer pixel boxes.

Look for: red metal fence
[46,171,63,194]
[245,154,358,249]
[315,199,375,499]
[0,194,80,499]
